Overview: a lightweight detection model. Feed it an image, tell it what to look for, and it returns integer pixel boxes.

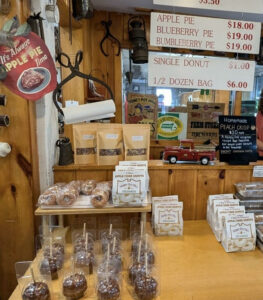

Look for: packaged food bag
[97,124,123,166]
[123,124,150,161]
[73,123,97,165]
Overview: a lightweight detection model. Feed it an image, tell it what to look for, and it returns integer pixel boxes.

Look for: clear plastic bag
[96,273,121,300]
[15,261,52,300]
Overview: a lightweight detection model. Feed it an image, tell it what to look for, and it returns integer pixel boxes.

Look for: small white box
[221,213,256,253]
[154,202,183,236]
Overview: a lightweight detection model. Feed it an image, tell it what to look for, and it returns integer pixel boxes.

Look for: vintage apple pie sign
[0,32,57,101]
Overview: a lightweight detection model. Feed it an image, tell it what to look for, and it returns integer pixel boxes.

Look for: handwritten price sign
[148,53,255,92]
[150,12,261,54]
[153,0,263,15]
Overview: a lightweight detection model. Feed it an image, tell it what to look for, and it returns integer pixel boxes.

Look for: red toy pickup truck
[163,140,216,165]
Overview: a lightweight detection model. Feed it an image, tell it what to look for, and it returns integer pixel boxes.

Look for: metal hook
[100,20,121,57]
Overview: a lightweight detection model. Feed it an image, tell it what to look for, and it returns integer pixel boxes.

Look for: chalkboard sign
[219,116,257,165]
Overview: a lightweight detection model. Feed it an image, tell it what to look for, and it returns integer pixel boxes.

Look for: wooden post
[234,91,242,115]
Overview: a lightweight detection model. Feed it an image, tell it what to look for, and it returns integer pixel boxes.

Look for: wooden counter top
[35,204,151,216]
[53,160,263,171]
[9,220,263,300]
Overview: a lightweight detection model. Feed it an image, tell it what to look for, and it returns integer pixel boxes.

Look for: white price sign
[153,0,263,15]
[253,166,263,177]
[148,53,255,91]
[150,12,261,54]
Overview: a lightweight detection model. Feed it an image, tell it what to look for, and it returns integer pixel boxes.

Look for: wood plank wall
[59,11,232,144]
[0,1,38,299]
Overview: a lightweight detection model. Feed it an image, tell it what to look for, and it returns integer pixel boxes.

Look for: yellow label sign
[157,115,183,139]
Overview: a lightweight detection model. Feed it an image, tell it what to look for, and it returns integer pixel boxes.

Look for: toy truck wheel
[201,157,209,165]
[169,156,177,164]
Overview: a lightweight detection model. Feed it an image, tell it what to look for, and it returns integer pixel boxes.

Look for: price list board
[219,116,257,165]
[148,53,255,92]
[153,0,263,15]
[150,12,261,54]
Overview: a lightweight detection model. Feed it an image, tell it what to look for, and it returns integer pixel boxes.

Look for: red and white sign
[148,53,255,92]
[0,32,57,101]
[150,12,261,54]
[153,0,263,15]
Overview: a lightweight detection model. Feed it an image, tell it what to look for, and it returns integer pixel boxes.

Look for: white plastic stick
[49,237,52,257]
[113,236,116,253]
[140,221,144,238]
[106,244,110,283]
[30,268,35,283]
[145,252,148,276]
[83,223,86,238]
[109,223,112,235]
[137,240,142,263]
[85,233,88,251]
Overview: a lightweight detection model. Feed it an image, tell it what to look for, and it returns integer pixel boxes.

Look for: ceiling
[93,0,263,21]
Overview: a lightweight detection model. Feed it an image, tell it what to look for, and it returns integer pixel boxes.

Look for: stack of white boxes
[207,194,256,252]
[112,161,149,207]
[152,195,183,236]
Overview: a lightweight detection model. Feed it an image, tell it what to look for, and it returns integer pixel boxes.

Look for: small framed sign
[219,116,257,165]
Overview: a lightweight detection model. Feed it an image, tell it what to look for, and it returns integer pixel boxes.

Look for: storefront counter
[53,160,263,220]
[9,220,263,300]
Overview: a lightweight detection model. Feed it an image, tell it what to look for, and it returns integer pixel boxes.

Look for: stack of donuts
[38,180,112,208]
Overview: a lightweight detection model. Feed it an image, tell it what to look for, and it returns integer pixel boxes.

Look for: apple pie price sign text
[153,0,263,15]
[150,12,261,54]
[148,53,255,92]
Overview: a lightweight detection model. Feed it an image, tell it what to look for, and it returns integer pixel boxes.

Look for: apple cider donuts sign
[0,32,57,101]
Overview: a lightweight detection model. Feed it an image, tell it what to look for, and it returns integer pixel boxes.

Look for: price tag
[253,166,263,178]
[153,0,263,15]
[150,12,261,54]
[148,53,255,91]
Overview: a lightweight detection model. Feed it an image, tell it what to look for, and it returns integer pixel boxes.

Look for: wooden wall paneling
[107,170,114,181]
[90,11,109,96]
[60,27,85,142]
[76,170,108,181]
[123,14,132,46]
[54,170,76,183]
[173,170,197,220]
[82,19,92,99]
[224,169,251,193]
[0,1,37,298]
[234,91,242,115]
[109,12,124,123]
[60,27,85,104]
[148,169,169,196]
[196,170,224,219]
[113,53,123,123]
[215,90,230,114]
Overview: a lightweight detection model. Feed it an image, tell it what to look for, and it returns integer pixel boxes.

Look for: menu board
[153,0,263,15]
[187,102,224,142]
[148,53,255,92]
[150,12,261,54]
[219,116,257,165]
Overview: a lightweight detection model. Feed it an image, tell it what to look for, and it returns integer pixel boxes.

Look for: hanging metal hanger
[53,50,114,116]
[100,20,121,57]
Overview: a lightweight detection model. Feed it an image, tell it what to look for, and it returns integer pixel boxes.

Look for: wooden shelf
[9,220,263,300]
[57,0,82,28]
[35,204,151,216]
[53,160,263,171]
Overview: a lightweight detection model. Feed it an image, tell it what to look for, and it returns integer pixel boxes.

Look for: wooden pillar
[234,91,242,116]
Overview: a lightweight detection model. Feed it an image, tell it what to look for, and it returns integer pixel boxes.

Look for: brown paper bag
[73,123,97,165]
[97,124,123,165]
[123,124,150,161]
